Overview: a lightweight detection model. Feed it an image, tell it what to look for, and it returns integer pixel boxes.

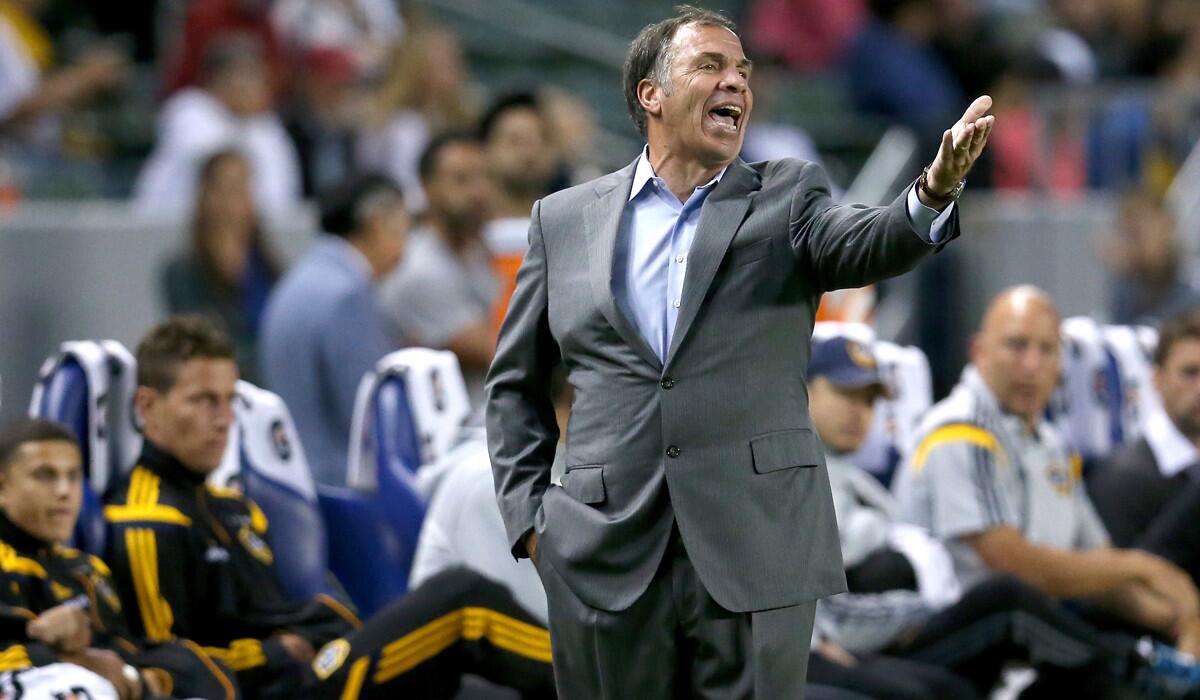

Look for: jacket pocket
[750,429,821,474]
[563,465,606,504]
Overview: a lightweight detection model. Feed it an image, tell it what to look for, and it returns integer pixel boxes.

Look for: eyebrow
[696,52,754,71]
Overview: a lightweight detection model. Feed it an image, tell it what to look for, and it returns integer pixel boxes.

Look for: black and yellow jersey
[0,508,238,699]
[104,441,359,695]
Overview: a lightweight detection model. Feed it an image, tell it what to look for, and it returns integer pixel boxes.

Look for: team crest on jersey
[846,341,877,370]
[237,527,274,566]
[1045,460,1075,496]
[312,639,351,680]
[269,420,292,461]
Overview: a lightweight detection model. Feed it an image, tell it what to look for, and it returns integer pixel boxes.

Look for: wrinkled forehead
[669,22,746,64]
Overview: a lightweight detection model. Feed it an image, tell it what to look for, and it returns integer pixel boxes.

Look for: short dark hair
[318,173,404,238]
[1155,307,1200,366]
[622,5,736,137]
[478,92,546,143]
[137,315,236,393]
[0,419,78,473]
[418,131,481,183]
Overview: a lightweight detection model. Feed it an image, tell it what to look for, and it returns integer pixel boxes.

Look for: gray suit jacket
[487,157,959,613]
[259,237,393,485]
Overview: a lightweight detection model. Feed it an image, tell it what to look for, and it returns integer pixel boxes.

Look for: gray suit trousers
[536,530,815,699]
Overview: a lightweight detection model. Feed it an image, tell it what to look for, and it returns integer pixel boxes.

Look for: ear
[134,386,157,429]
[637,78,662,121]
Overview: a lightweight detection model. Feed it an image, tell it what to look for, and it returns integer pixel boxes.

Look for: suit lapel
[665,159,759,368]
[584,162,664,371]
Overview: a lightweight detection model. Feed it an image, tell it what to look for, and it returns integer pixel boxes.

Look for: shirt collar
[629,146,728,203]
[1143,408,1199,478]
[139,439,210,487]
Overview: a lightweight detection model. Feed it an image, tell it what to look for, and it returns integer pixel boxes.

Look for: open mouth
[707,104,743,133]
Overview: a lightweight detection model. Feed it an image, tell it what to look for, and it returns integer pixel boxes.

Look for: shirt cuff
[906,185,956,244]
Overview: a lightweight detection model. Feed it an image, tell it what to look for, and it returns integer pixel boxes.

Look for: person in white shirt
[133,33,301,221]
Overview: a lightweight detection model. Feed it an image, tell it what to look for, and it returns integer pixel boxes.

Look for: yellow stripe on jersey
[316,593,362,629]
[203,639,268,671]
[104,504,193,526]
[911,424,1008,473]
[181,639,237,700]
[0,645,32,672]
[0,542,46,578]
[372,607,551,684]
[126,528,174,642]
[340,657,370,700]
[107,469,193,526]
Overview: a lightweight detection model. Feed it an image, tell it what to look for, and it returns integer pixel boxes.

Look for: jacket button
[666,445,681,458]
[660,377,675,390]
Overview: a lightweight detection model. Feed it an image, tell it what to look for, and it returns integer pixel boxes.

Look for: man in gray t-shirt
[379,133,499,403]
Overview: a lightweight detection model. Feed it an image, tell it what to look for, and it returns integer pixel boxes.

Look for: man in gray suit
[260,175,408,485]
[487,6,993,698]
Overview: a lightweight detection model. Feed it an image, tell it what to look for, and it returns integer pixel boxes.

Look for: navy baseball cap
[809,336,891,397]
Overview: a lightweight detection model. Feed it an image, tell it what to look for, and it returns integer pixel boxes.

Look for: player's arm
[963,527,1159,599]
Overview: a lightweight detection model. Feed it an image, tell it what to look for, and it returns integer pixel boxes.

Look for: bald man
[894,287,1200,669]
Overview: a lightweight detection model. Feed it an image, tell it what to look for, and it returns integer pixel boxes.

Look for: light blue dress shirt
[613,149,952,361]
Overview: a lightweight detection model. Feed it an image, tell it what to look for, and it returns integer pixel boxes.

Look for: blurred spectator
[542,88,603,187]
[281,46,364,197]
[985,57,1086,192]
[480,92,559,332]
[1041,0,1135,81]
[1090,307,1200,547]
[744,0,865,72]
[930,0,1008,103]
[378,133,497,404]
[738,63,824,165]
[357,26,476,212]
[133,33,302,220]
[0,0,127,150]
[259,174,406,485]
[160,0,285,97]
[161,149,279,384]
[844,0,963,144]
[1086,30,1200,192]
[271,0,403,78]
[1103,188,1200,325]
[895,287,1200,659]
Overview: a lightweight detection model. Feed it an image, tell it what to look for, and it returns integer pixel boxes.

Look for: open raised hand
[926,95,995,195]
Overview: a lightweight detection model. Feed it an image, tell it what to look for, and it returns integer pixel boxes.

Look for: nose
[215,401,235,430]
[719,67,748,93]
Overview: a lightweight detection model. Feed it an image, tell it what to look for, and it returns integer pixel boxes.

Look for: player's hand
[1130,551,1200,619]
[817,640,858,667]
[27,603,91,652]
[277,633,316,663]
[525,531,540,563]
[924,95,995,201]
[59,648,141,700]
